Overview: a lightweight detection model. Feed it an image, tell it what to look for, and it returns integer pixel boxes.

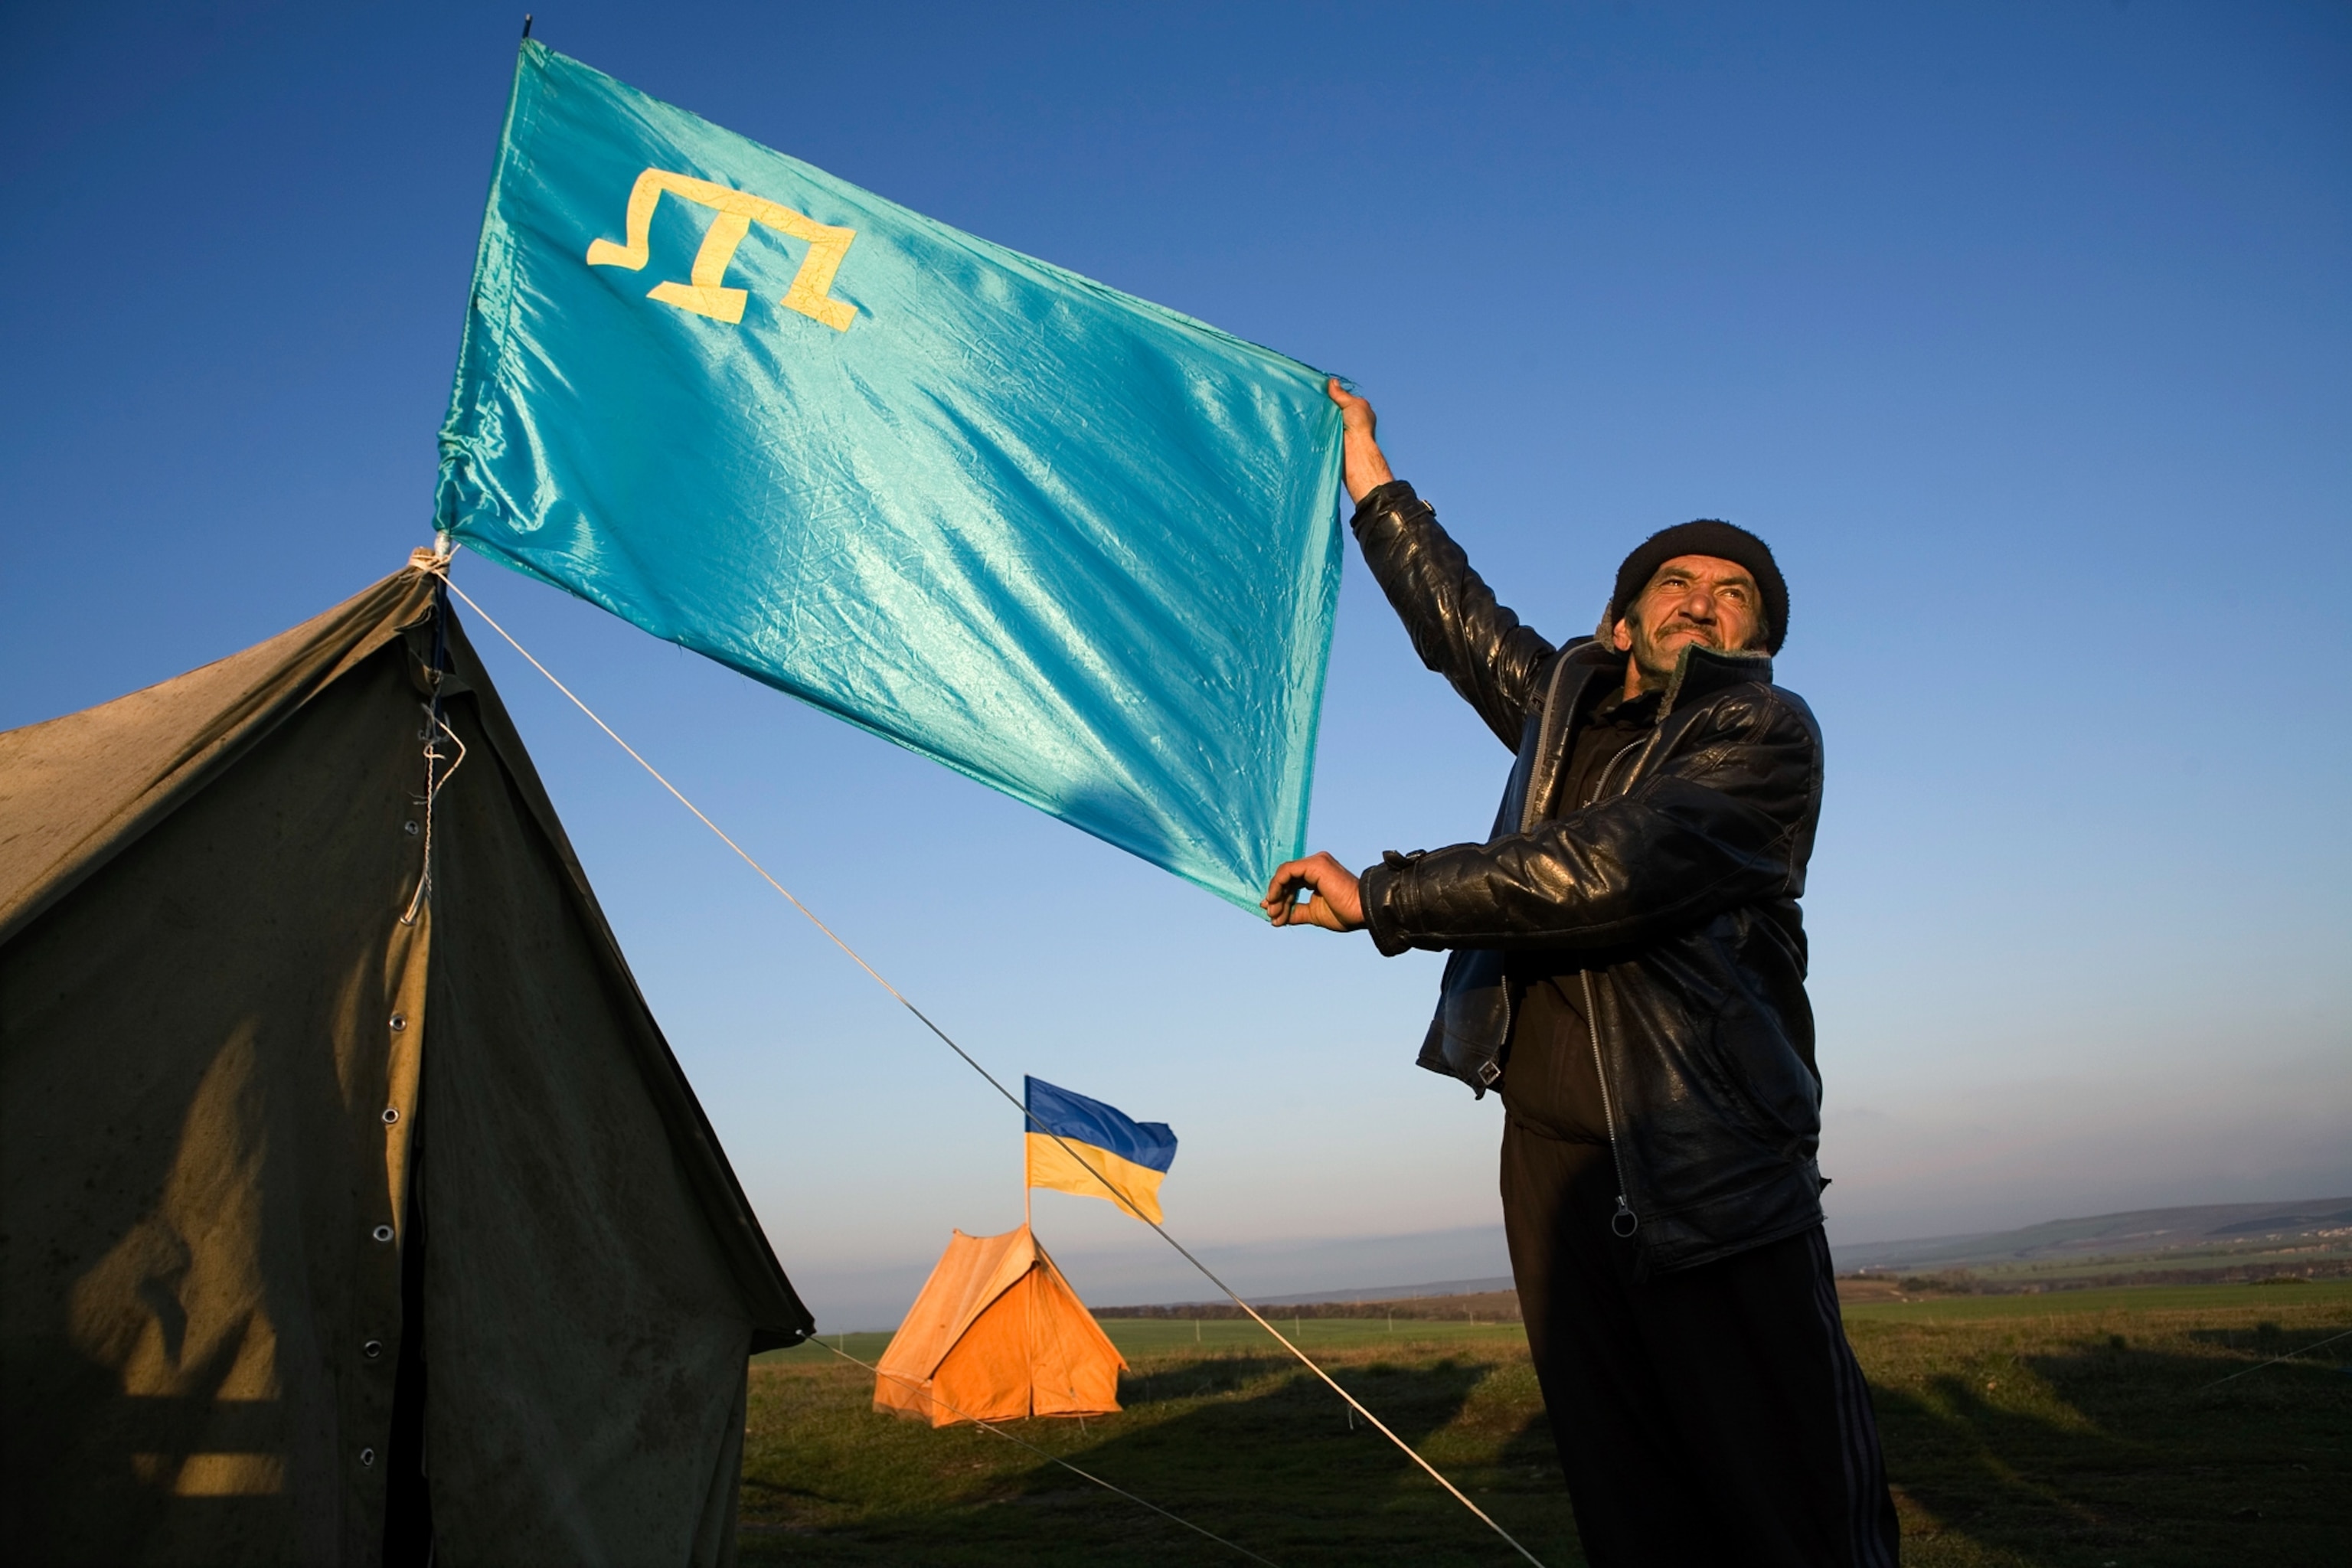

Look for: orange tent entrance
[874,1224,1126,1426]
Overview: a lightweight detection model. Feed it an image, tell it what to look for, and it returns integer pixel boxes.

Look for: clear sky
[5,2,2347,1330]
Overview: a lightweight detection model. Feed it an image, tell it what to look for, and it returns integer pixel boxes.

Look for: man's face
[1612,554,1766,688]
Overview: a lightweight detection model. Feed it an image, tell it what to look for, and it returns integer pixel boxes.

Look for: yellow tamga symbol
[586,168,856,332]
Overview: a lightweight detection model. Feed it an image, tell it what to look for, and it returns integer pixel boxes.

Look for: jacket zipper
[1581,967,1638,1238]
[1549,657,1726,1238]
[1588,737,1647,805]
[1492,981,1514,1091]
[1518,656,1578,832]
[1485,659,1573,1092]
[1576,717,1650,1240]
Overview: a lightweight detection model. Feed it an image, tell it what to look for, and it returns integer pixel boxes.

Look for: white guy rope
[434,566,1547,1568]
[814,1338,1279,1565]
[2194,1325,2352,1392]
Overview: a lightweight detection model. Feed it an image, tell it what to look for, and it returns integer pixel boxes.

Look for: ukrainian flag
[1024,1077,1178,1225]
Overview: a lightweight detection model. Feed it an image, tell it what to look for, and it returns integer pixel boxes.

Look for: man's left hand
[1326,379,1395,504]
[1262,851,1366,931]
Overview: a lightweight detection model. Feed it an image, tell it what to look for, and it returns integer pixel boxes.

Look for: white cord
[435,565,1547,1567]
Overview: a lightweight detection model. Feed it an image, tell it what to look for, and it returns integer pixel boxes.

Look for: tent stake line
[437,565,1549,1568]
[824,1339,1278,1566]
[2193,1326,2352,1391]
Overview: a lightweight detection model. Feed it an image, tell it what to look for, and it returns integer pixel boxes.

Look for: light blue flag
[436,41,1344,909]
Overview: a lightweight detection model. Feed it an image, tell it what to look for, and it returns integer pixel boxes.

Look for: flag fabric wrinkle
[436,41,1344,908]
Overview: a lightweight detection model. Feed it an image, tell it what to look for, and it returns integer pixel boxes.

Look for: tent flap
[0,564,809,1565]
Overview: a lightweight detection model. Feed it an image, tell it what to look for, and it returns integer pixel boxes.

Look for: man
[1264,381,1898,1566]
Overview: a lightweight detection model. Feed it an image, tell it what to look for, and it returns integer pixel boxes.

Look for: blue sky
[5,2,2346,1329]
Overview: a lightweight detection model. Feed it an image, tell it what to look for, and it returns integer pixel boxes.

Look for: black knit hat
[1604,520,1788,654]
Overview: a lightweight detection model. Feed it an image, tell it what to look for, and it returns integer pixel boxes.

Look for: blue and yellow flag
[1024,1076,1177,1225]
[436,42,1344,910]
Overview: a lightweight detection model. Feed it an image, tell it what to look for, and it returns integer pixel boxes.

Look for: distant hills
[1100,1197,2352,1315]
[1251,1276,1515,1305]
[1097,1276,1519,1320]
[1833,1197,2352,1281]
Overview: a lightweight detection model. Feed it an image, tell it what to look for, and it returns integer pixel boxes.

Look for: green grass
[738,1286,2352,1566]
[1841,1276,2352,1322]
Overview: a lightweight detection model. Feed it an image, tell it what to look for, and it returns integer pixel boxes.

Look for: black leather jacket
[1351,483,1827,1272]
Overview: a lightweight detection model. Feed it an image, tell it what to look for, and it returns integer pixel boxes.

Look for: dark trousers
[1501,1117,1900,1567]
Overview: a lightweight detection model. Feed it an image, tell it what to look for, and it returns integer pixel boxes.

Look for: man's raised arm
[1328,380,1555,750]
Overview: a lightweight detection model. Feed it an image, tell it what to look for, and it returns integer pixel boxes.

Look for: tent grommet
[359,1447,376,1467]
[381,1107,400,1125]
[372,1224,394,1243]
[363,1339,384,1360]
[389,1014,407,1031]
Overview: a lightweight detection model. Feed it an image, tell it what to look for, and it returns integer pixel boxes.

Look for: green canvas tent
[0,560,812,1565]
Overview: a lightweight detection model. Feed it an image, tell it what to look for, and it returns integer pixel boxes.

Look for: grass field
[739,1280,2352,1565]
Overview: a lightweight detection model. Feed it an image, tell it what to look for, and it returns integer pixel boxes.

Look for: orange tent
[873,1224,1125,1426]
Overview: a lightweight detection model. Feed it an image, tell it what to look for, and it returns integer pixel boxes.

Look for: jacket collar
[1518,640,1773,831]
[1552,637,1773,718]
[1661,644,1775,717]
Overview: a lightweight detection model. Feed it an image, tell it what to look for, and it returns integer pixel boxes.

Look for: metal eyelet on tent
[372,1225,394,1243]
[381,1107,400,1125]
[403,819,420,836]
[359,1448,377,1467]
[363,1340,384,1361]
[389,1014,407,1031]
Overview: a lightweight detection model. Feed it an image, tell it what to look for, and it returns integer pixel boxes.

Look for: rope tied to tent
[400,566,468,927]
[398,708,466,927]
[814,1338,1280,1565]
[436,564,1550,1568]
